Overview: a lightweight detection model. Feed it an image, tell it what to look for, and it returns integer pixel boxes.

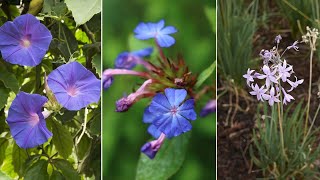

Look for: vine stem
[76,107,88,145]
[305,47,315,135]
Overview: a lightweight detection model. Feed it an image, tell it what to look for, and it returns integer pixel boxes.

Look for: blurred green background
[103,0,216,179]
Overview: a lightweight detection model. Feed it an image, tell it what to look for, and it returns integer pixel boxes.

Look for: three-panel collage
[1,0,320,179]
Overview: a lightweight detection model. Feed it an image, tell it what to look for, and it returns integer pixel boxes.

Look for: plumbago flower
[47,61,101,111]
[0,14,52,66]
[6,92,52,148]
[103,20,201,159]
[244,35,303,106]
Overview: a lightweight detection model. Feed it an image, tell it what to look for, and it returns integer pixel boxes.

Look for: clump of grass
[217,0,258,86]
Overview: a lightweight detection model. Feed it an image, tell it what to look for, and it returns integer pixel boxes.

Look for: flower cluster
[243,35,303,106]
[2,13,101,149]
[103,20,199,159]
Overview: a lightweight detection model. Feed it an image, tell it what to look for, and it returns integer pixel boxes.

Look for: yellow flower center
[21,39,31,48]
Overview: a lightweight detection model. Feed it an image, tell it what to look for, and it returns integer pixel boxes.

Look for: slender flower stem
[134,57,156,71]
[155,40,167,64]
[103,69,150,79]
[277,101,287,161]
[305,48,314,135]
[76,107,88,145]
[127,79,154,101]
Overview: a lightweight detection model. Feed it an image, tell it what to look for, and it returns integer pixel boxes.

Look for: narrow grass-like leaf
[195,61,216,89]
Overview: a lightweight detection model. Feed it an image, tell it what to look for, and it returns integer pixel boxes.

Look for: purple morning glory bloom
[141,133,166,159]
[6,92,52,149]
[144,88,196,138]
[114,47,153,69]
[0,14,52,66]
[134,20,177,47]
[47,61,101,111]
[200,99,216,117]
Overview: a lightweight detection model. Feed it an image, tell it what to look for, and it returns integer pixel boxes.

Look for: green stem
[305,48,314,135]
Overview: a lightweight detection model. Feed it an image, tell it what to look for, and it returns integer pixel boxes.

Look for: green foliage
[65,0,101,26]
[217,0,258,86]
[250,102,320,178]
[136,133,190,180]
[24,160,49,180]
[195,61,216,89]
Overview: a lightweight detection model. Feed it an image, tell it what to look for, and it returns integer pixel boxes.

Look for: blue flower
[200,99,216,117]
[140,133,166,159]
[6,92,52,149]
[134,20,177,47]
[144,88,196,138]
[47,61,101,111]
[0,14,52,66]
[115,47,153,69]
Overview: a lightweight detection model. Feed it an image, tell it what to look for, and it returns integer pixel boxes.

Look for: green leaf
[24,160,49,180]
[136,133,191,180]
[47,119,73,159]
[65,0,101,26]
[0,138,9,167]
[0,65,19,93]
[205,7,216,33]
[88,106,101,135]
[195,61,216,88]
[52,159,80,180]
[50,170,65,180]
[92,53,101,77]
[75,133,91,160]
[0,87,10,110]
[12,143,28,177]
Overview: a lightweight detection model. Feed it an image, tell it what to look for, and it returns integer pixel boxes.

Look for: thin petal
[160,26,177,35]
[178,99,197,120]
[156,34,175,47]
[149,94,171,113]
[131,47,153,57]
[164,88,187,107]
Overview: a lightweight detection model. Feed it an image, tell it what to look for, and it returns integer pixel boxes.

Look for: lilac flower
[144,88,196,137]
[141,133,166,159]
[243,68,255,86]
[0,14,52,66]
[287,41,299,51]
[278,60,292,82]
[200,99,216,117]
[6,92,52,149]
[265,87,280,106]
[260,49,274,62]
[134,20,177,47]
[114,47,153,69]
[257,65,278,87]
[47,61,101,111]
[282,88,294,105]
[275,35,282,44]
[249,84,268,101]
[287,76,304,92]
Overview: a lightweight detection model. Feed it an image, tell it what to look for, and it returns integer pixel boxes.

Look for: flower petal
[160,26,177,35]
[164,88,187,107]
[156,34,175,47]
[178,99,197,120]
[149,93,171,113]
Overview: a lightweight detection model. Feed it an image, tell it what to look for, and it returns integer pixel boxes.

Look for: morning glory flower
[47,61,101,111]
[282,88,294,105]
[249,84,268,101]
[257,65,277,87]
[114,47,153,69]
[0,14,52,66]
[277,60,292,82]
[134,20,177,47]
[6,92,52,149]
[243,68,255,86]
[144,88,196,138]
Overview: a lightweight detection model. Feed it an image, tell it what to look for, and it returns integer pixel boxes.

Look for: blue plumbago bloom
[103,74,113,90]
[47,61,101,111]
[141,133,166,159]
[115,47,153,69]
[6,92,52,149]
[144,88,197,138]
[134,20,177,47]
[0,14,52,66]
[200,99,216,117]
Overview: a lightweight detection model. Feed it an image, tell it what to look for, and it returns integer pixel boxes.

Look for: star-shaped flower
[277,60,292,82]
[264,87,280,106]
[243,68,255,86]
[0,14,52,66]
[257,65,278,87]
[144,88,196,138]
[134,20,177,47]
[287,76,304,92]
[282,88,294,105]
[249,84,268,101]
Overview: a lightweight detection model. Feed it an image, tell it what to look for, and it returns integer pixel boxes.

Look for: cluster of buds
[243,35,303,106]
